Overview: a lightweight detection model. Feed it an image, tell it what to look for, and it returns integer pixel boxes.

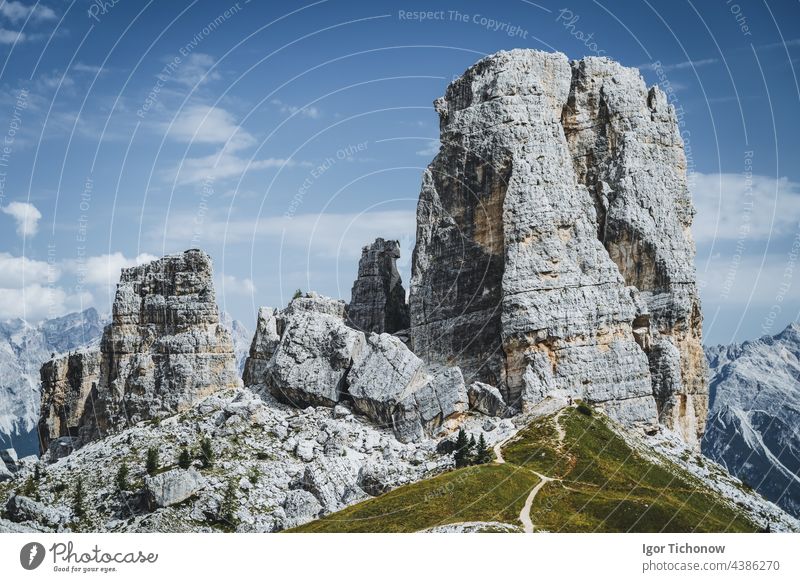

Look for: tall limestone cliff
[409,50,707,444]
[40,250,241,446]
[347,238,410,335]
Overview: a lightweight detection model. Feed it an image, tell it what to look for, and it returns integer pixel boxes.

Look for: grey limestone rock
[37,348,101,453]
[468,382,512,418]
[347,238,410,334]
[78,250,240,443]
[5,495,70,528]
[282,489,322,528]
[146,468,205,508]
[409,49,704,442]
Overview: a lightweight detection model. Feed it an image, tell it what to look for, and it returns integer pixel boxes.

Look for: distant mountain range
[0,308,249,458]
[703,322,800,518]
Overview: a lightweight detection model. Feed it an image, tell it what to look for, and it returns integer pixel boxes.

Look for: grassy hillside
[292,407,760,533]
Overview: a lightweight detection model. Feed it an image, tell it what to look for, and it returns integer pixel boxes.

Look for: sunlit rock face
[409,49,706,443]
[77,249,241,443]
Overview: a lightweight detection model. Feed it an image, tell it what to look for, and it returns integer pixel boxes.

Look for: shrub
[576,402,593,417]
[115,462,130,492]
[146,447,159,476]
[292,289,303,300]
[218,479,239,529]
[199,437,214,469]
[73,477,86,518]
[248,466,260,485]
[178,448,192,470]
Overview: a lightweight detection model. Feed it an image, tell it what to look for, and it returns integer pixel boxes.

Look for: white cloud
[174,53,220,87]
[2,201,42,237]
[0,252,57,288]
[170,152,306,186]
[271,98,321,119]
[161,210,417,259]
[218,274,256,295]
[690,172,800,242]
[66,252,158,289]
[0,284,92,321]
[0,1,56,23]
[0,27,24,43]
[72,62,107,75]
[167,104,254,150]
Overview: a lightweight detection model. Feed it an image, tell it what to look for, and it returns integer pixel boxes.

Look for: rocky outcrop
[702,323,800,518]
[243,293,466,442]
[347,238,410,334]
[0,308,103,457]
[467,382,512,418]
[409,49,705,443]
[77,250,240,443]
[37,349,101,453]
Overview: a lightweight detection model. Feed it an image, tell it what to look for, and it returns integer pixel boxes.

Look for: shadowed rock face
[409,49,706,444]
[73,250,240,443]
[347,238,410,335]
[38,349,101,453]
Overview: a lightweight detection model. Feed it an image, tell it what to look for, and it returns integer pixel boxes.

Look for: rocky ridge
[702,323,800,518]
[409,49,706,445]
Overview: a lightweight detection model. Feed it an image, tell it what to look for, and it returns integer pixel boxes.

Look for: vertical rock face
[409,50,707,442]
[562,57,707,445]
[80,250,240,441]
[37,349,101,453]
[347,238,410,334]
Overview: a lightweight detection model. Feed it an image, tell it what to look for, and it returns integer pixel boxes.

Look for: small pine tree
[145,447,159,476]
[467,434,477,464]
[475,434,492,464]
[247,466,260,485]
[115,462,130,492]
[200,437,214,468]
[292,289,303,300]
[33,464,41,481]
[218,479,239,529]
[73,477,85,519]
[453,428,470,468]
[178,448,192,470]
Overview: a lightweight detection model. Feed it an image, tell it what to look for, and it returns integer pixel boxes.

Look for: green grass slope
[292,407,759,533]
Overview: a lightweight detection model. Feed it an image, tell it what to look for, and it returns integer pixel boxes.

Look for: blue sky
[0,0,798,346]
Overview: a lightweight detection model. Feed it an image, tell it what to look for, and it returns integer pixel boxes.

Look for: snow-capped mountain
[0,309,104,457]
[702,322,800,518]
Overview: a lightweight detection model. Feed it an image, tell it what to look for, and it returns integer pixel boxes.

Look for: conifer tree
[146,447,159,476]
[115,462,130,491]
[178,448,192,469]
[200,437,214,468]
[475,433,492,464]
[454,428,470,468]
[73,476,85,518]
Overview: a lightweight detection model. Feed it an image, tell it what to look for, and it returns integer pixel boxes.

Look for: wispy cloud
[755,38,800,51]
[173,53,221,87]
[642,58,718,72]
[690,172,800,242]
[2,202,42,237]
[271,98,321,119]
[0,1,56,23]
[167,104,254,150]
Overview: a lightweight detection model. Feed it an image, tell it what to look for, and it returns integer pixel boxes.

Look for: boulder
[242,307,281,386]
[282,490,322,529]
[468,382,512,418]
[266,309,364,408]
[145,468,205,509]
